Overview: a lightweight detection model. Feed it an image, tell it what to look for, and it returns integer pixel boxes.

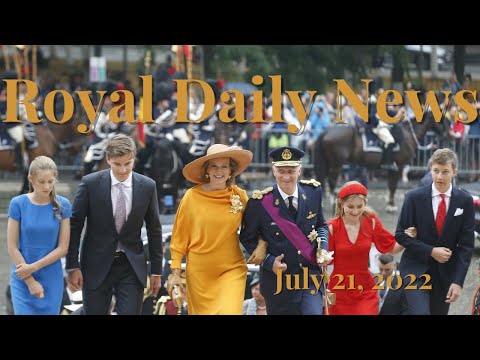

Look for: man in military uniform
[240,146,330,315]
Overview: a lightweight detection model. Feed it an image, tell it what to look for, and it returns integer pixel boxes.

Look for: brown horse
[0,124,58,193]
[314,113,449,212]
[0,147,16,171]
[47,115,90,157]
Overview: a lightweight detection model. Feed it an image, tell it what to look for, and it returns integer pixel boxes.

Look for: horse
[146,136,183,215]
[46,113,91,166]
[0,123,59,193]
[314,113,449,213]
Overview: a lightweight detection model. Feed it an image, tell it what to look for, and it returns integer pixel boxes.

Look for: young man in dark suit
[66,134,163,315]
[376,254,407,315]
[395,148,475,315]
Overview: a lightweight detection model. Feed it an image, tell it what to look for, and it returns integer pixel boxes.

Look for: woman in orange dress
[326,181,416,315]
[167,144,258,314]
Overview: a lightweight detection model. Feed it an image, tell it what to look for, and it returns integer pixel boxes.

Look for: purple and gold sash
[261,193,317,267]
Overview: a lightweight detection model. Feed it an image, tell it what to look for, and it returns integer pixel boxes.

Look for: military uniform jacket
[240,181,328,303]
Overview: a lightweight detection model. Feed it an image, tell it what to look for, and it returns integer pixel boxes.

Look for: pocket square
[454,208,464,216]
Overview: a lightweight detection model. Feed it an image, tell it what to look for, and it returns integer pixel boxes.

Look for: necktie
[288,196,297,220]
[115,183,126,234]
[378,281,387,300]
[436,193,446,236]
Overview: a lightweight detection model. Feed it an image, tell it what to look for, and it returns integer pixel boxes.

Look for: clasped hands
[15,263,35,280]
[15,263,44,298]
[247,240,288,274]
[15,263,44,299]
[247,239,268,265]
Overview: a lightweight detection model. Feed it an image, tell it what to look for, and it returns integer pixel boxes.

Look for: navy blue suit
[240,182,328,315]
[67,170,163,315]
[395,184,475,315]
[378,274,408,315]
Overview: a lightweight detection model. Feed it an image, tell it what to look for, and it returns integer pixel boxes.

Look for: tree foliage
[203,45,382,92]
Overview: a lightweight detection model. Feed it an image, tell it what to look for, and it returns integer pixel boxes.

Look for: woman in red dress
[326,181,416,315]
[472,260,480,315]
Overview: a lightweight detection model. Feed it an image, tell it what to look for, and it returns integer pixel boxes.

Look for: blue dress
[8,194,72,315]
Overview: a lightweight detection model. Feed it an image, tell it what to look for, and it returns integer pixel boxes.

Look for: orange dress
[327,214,395,315]
[170,184,248,315]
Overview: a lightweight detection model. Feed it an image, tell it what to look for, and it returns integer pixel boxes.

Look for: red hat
[338,183,368,199]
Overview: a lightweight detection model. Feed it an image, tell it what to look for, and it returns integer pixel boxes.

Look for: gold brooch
[275,198,280,206]
[282,149,292,160]
[308,229,318,242]
[306,212,317,219]
[230,195,243,215]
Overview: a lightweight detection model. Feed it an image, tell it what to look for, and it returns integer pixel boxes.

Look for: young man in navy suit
[66,134,163,315]
[395,148,475,315]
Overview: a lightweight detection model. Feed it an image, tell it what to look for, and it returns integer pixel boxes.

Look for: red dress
[472,286,480,315]
[327,214,395,315]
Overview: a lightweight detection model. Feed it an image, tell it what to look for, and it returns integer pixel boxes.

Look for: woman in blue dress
[7,156,71,315]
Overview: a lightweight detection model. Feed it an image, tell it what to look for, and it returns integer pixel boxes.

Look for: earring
[205,174,209,179]
[228,175,231,180]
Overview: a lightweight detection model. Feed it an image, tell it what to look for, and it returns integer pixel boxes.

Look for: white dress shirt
[111,171,133,221]
[68,171,134,271]
[431,183,452,220]
[110,172,161,277]
[277,185,299,210]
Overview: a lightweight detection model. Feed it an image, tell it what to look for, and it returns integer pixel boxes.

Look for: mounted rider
[368,85,401,171]
[0,70,42,169]
[135,81,191,175]
[83,80,128,175]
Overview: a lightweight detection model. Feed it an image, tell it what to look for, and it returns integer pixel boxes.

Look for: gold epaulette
[252,186,274,200]
[300,179,321,187]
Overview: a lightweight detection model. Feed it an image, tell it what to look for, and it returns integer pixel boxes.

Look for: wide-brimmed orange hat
[183,144,253,184]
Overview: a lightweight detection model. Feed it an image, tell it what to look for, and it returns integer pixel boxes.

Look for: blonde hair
[333,181,376,219]
[28,156,62,219]
[428,148,458,170]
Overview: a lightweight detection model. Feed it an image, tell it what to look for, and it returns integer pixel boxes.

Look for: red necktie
[436,194,446,236]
